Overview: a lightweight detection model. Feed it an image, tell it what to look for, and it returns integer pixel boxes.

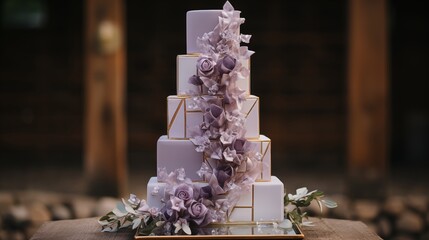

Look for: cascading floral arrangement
[186,0,263,216]
[99,1,337,236]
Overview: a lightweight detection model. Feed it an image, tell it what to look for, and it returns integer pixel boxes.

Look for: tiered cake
[146,2,284,224]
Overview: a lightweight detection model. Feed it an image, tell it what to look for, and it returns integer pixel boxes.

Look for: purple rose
[197,57,216,77]
[231,138,247,154]
[188,200,209,225]
[218,55,236,74]
[175,184,194,203]
[204,104,225,128]
[215,165,233,189]
[188,75,203,86]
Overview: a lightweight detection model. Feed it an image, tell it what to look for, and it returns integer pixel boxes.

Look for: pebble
[51,204,72,220]
[0,192,14,214]
[384,196,405,216]
[407,195,427,214]
[354,199,380,221]
[94,197,119,217]
[27,202,51,224]
[15,191,62,206]
[396,210,424,233]
[4,205,30,229]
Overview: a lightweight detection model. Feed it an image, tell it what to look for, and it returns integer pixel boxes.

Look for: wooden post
[84,0,127,197]
[347,0,388,199]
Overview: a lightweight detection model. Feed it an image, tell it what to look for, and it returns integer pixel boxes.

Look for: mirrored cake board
[135,221,304,239]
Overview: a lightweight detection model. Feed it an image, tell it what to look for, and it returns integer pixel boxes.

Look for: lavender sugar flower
[197,57,217,78]
[174,183,194,204]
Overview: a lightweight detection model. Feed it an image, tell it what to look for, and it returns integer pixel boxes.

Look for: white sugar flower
[174,218,191,235]
[287,187,317,201]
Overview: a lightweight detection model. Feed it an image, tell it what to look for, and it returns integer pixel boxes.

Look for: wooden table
[30,217,381,240]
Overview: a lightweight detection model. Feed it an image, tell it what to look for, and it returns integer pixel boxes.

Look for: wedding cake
[146,1,284,225]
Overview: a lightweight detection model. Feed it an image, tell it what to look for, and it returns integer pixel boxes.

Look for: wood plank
[347,0,388,198]
[84,0,127,197]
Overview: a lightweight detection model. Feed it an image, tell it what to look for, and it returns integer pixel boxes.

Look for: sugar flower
[174,183,194,203]
[188,200,210,225]
[170,196,186,212]
[197,56,217,78]
[218,55,236,74]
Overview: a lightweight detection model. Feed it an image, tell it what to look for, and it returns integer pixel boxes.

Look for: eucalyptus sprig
[284,187,338,226]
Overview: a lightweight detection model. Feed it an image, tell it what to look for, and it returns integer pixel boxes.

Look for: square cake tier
[157,135,271,182]
[147,176,284,223]
[177,54,250,96]
[167,95,260,139]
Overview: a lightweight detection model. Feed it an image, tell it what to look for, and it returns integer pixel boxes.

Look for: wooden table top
[30,217,381,240]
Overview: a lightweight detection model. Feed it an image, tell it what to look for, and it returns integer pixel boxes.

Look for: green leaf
[322,199,338,208]
[139,217,158,236]
[182,224,192,235]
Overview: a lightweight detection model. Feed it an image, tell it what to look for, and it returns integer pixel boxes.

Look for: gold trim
[251,184,254,221]
[245,97,258,118]
[167,98,185,133]
[233,206,253,209]
[168,137,190,140]
[260,141,271,180]
[183,98,187,138]
[254,179,271,182]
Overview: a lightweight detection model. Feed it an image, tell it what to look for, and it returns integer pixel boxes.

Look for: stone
[377,217,392,238]
[384,196,404,215]
[407,195,427,214]
[51,204,72,220]
[384,196,405,216]
[27,202,51,224]
[354,199,380,221]
[15,191,62,206]
[3,205,30,229]
[0,192,14,214]
[396,210,424,233]
[328,194,352,219]
[69,196,97,219]
[95,197,119,217]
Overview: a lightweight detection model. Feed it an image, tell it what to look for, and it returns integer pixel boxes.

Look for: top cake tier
[186,10,240,54]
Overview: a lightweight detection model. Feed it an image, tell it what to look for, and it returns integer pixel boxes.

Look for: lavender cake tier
[167,95,259,139]
[177,55,251,96]
[157,135,271,182]
[147,176,284,223]
[187,10,240,54]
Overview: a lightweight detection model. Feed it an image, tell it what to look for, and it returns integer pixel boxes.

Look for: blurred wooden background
[0,0,428,173]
